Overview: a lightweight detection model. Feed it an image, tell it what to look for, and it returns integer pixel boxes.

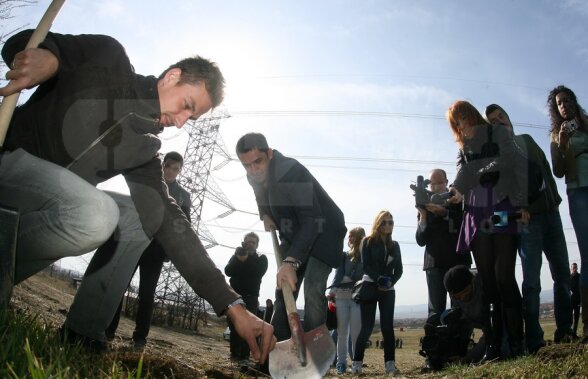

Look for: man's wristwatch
[225,298,246,315]
[282,258,301,271]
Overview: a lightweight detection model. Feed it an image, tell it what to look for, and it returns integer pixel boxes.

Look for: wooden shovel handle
[269,226,298,315]
[270,226,308,366]
[0,0,66,147]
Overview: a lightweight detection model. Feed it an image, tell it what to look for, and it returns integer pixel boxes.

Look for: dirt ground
[6,273,490,378]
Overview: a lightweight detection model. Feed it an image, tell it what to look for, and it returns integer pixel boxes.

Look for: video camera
[409,175,452,208]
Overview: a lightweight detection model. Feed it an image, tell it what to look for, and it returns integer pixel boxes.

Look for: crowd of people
[0,27,586,378]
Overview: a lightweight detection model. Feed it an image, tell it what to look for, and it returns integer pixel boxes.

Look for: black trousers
[106,240,166,343]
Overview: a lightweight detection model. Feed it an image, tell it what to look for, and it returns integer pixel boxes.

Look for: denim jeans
[0,149,119,284]
[568,188,588,289]
[519,210,572,348]
[66,192,152,342]
[272,254,332,341]
[335,295,361,366]
[354,289,396,362]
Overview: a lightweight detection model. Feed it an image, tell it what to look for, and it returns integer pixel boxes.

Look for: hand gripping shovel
[268,227,335,379]
[0,0,66,309]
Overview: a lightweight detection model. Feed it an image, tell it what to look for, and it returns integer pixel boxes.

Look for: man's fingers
[0,80,22,97]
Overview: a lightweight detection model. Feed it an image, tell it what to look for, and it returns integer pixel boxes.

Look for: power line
[230,110,550,130]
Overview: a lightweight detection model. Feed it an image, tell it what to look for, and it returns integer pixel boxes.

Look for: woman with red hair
[446,100,528,360]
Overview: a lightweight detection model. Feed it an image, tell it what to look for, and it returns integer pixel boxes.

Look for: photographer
[224,232,268,365]
[414,169,471,372]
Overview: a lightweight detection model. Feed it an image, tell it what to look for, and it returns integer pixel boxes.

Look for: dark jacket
[453,124,531,208]
[361,238,403,287]
[415,203,471,270]
[514,134,561,214]
[248,150,347,268]
[224,251,268,297]
[2,30,238,315]
[329,252,363,289]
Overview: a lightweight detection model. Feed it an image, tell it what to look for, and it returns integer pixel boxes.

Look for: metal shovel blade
[269,324,335,379]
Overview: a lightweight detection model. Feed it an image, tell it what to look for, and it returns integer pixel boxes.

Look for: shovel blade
[269,324,335,379]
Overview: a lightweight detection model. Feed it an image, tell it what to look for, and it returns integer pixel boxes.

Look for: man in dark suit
[236,132,347,341]
[416,168,471,372]
[416,169,471,323]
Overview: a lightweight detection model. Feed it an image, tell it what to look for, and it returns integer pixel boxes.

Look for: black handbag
[351,280,377,304]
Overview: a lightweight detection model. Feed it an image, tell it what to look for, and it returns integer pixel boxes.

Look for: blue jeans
[568,188,588,289]
[354,289,396,362]
[272,254,332,341]
[0,149,119,284]
[335,295,361,366]
[519,210,572,348]
[66,192,152,342]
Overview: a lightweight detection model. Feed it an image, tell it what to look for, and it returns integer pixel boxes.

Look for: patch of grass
[0,308,201,378]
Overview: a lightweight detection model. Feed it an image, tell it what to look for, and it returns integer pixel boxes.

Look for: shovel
[268,227,335,379]
[0,0,66,309]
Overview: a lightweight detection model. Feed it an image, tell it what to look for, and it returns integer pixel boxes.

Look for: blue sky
[3,0,588,307]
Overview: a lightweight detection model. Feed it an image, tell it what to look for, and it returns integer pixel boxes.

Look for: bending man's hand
[226,305,276,364]
[262,214,277,232]
[277,263,298,292]
[0,48,58,97]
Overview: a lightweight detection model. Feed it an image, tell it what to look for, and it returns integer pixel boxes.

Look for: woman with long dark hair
[329,226,365,374]
[548,85,588,342]
[351,210,402,375]
[446,100,527,359]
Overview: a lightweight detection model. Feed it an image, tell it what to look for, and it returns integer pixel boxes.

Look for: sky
[2,0,588,308]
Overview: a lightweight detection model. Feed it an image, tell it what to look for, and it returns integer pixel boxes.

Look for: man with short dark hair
[105,151,192,350]
[485,103,574,352]
[224,232,268,364]
[0,30,274,362]
[236,132,347,342]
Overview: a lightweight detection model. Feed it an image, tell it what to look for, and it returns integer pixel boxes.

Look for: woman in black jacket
[351,210,403,375]
[446,100,527,359]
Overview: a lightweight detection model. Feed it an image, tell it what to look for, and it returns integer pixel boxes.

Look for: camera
[562,120,578,135]
[236,244,248,256]
[410,175,452,207]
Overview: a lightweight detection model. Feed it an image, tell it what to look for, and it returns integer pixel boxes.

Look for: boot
[503,305,524,358]
[582,288,588,343]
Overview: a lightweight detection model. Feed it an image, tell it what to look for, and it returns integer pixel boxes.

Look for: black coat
[2,30,238,315]
[415,203,471,270]
[248,150,346,268]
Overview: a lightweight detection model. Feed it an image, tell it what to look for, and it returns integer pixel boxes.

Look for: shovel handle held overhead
[0,0,67,147]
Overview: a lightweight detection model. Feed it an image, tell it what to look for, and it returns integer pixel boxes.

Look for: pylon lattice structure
[153,111,235,325]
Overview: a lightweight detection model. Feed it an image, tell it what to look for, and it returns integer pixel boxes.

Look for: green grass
[0,308,147,378]
[3,305,587,378]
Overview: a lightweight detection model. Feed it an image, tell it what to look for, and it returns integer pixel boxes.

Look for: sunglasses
[380,220,394,226]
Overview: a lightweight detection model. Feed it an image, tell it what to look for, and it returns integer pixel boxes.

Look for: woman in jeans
[548,85,588,342]
[352,210,403,375]
[329,226,365,374]
[446,100,528,359]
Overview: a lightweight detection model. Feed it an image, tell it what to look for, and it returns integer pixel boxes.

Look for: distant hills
[395,289,555,319]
